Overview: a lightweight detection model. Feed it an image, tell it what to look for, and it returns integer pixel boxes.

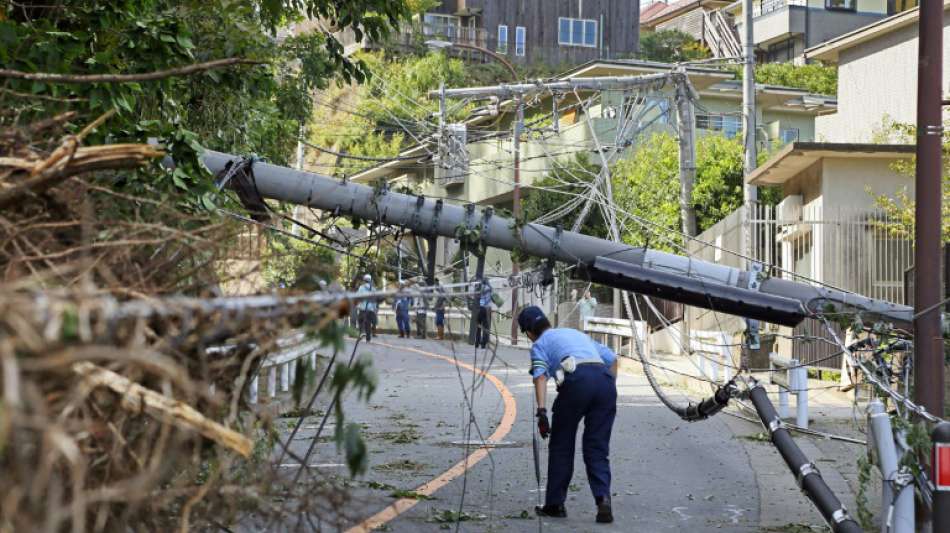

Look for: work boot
[534,504,567,518]
[595,496,613,524]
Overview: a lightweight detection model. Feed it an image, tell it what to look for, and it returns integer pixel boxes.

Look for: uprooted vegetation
[0,0,412,530]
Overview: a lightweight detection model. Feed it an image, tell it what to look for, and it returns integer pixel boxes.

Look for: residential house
[687,6,944,369]
[641,0,906,62]
[403,1,641,65]
[806,2,950,142]
[640,0,742,58]
[727,0,891,63]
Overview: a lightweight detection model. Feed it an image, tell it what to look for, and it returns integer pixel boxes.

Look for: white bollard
[310,352,317,369]
[280,363,289,392]
[289,359,297,386]
[792,361,808,429]
[267,366,277,398]
[868,400,914,533]
[249,375,259,404]
[777,387,789,419]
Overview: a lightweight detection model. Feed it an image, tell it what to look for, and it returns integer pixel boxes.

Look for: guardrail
[769,352,809,428]
[247,336,321,405]
[583,316,647,357]
[690,330,734,384]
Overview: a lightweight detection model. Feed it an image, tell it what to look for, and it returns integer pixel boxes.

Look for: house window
[780,128,800,144]
[644,96,671,125]
[497,25,508,54]
[825,0,856,11]
[696,113,742,138]
[766,38,796,63]
[558,17,598,47]
[515,26,526,56]
[423,13,459,39]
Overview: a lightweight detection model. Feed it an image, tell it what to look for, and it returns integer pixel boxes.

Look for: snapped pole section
[868,400,914,533]
[748,384,861,532]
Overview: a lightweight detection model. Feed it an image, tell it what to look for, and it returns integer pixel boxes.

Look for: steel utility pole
[914,1,945,418]
[741,0,758,286]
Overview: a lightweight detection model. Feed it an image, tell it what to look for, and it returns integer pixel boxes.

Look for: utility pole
[291,130,306,236]
[674,71,698,238]
[913,1,944,419]
[742,0,757,204]
[510,96,523,345]
[202,149,914,328]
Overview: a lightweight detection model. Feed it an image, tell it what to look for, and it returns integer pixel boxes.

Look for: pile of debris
[0,113,355,530]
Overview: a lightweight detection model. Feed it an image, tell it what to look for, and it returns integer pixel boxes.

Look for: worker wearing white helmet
[356,274,377,342]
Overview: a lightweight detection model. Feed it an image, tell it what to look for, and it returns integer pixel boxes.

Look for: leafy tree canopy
[612,132,779,250]
[639,30,711,63]
[2,0,411,200]
[732,62,838,96]
[870,118,950,242]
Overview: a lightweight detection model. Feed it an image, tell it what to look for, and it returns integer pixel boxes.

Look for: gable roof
[641,1,673,23]
[806,2,950,62]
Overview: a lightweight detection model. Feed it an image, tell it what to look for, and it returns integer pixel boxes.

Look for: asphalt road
[278,336,762,532]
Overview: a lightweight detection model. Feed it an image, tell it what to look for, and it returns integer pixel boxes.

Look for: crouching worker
[517,306,618,524]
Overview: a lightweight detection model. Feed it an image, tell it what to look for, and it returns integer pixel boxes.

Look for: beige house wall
[816,17,950,142]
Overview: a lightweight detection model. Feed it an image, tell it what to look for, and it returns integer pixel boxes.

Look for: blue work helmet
[517,306,547,334]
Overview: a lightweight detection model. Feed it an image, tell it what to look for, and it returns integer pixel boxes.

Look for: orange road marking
[345,342,518,533]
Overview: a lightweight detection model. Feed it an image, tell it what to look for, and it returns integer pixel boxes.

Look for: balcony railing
[404,23,488,48]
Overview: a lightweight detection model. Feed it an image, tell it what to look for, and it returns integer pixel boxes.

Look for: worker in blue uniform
[393,281,413,338]
[518,305,617,524]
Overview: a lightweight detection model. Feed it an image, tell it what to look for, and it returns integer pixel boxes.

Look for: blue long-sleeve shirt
[478,280,493,307]
[394,295,412,315]
[356,283,377,311]
[529,328,616,379]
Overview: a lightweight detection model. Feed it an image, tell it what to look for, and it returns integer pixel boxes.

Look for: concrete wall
[816,17,950,142]
[818,156,915,209]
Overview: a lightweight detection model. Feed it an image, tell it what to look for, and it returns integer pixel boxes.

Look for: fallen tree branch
[0,57,265,84]
[73,361,253,458]
[0,143,164,208]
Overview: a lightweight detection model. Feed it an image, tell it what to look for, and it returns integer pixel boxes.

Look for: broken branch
[73,362,253,458]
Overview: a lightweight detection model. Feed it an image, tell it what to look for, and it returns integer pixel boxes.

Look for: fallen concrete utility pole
[202,150,912,327]
[748,383,862,533]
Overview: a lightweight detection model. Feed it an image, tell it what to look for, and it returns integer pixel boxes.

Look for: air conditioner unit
[776,195,803,223]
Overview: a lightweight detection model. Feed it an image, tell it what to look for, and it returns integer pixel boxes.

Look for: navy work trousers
[475,306,491,348]
[395,311,411,335]
[546,364,617,506]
